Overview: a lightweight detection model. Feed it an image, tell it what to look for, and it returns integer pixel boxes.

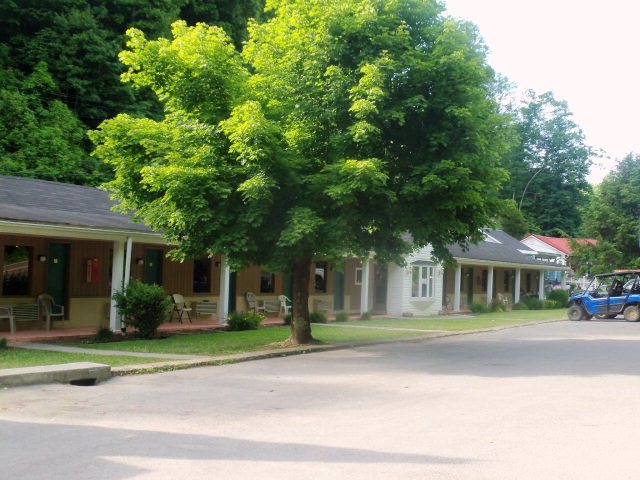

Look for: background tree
[580,153,640,269]
[502,90,594,236]
[91,0,512,344]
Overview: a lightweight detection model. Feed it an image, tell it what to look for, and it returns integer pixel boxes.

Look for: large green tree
[580,153,640,269]
[502,90,593,236]
[91,0,512,344]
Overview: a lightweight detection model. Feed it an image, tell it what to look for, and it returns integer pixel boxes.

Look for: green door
[47,243,69,310]
[144,249,163,285]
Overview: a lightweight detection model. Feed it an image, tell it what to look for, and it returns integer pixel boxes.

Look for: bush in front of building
[227,311,264,331]
[522,296,544,310]
[512,302,529,310]
[546,289,569,308]
[309,311,328,323]
[113,280,172,339]
[470,302,489,314]
[94,326,116,343]
[334,311,349,322]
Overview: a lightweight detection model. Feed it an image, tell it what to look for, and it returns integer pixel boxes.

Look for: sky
[443,0,640,184]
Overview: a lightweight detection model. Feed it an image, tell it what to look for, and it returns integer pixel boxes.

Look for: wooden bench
[195,301,217,319]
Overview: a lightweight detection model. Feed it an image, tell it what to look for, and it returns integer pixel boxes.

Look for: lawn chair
[36,294,64,331]
[172,293,192,323]
[245,292,266,314]
[278,295,292,316]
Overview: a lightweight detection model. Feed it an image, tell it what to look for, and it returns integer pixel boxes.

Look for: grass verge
[0,348,167,369]
[348,309,566,331]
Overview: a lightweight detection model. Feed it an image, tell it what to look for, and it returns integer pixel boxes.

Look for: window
[2,246,31,295]
[315,262,327,293]
[355,267,363,285]
[411,264,435,299]
[193,258,211,293]
[260,271,275,293]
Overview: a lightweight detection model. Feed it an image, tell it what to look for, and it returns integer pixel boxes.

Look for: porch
[0,316,287,344]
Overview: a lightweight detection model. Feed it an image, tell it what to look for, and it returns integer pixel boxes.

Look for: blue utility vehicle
[568,270,640,321]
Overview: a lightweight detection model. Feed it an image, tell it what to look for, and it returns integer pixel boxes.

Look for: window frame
[411,263,435,299]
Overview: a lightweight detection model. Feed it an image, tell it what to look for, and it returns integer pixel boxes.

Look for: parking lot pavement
[3,319,640,479]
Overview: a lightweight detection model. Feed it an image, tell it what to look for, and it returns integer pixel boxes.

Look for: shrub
[360,311,371,321]
[283,313,292,325]
[0,338,7,350]
[512,302,529,310]
[522,296,544,310]
[546,289,569,308]
[309,310,328,323]
[227,311,264,331]
[490,299,507,312]
[544,300,558,309]
[94,327,115,343]
[334,310,349,322]
[112,280,172,339]
[470,302,489,314]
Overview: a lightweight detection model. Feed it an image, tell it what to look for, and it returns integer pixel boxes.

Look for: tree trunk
[290,258,313,344]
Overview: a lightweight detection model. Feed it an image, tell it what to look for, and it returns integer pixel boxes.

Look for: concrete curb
[0,362,111,388]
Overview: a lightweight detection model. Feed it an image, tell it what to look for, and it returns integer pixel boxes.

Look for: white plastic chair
[278,295,292,315]
[172,294,193,323]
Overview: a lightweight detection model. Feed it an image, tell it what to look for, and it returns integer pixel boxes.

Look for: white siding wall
[385,246,444,317]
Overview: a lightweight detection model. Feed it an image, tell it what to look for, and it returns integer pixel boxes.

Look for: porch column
[560,270,566,289]
[109,239,126,331]
[360,258,371,316]
[514,269,521,304]
[486,266,494,307]
[538,270,545,300]
[453,264,462,312]
[218,255,230,325]
[123,237,133,289]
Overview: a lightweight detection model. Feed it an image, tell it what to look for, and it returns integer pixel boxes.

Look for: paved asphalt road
[3,320,640,479]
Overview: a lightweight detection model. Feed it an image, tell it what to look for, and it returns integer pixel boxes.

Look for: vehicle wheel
[568,305,584,321]
[624,305,640,322]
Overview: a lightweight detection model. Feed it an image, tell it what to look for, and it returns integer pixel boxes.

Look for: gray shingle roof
[0,176,153,233]
[448,229,554,267]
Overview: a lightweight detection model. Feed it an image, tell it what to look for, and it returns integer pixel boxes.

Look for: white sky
[444,0,640,183]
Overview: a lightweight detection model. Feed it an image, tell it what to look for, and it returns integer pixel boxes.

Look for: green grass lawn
[0,349,167,369]
[347,309,567,331]
[1,309,565,369]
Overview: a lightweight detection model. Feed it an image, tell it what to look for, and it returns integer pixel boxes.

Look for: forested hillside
[0,0,263,184]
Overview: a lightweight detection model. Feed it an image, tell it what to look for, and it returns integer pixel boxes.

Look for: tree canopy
[92,0,512,343]
[578,153,640,270]
[501,90,593,236]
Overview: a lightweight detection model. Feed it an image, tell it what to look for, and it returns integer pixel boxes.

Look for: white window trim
[355,267,362,285]
[411,264,435,299]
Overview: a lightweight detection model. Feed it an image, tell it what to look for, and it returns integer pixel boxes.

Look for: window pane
[412,267,419,297]
[355,267,362,285]
[3,246,31,295]
[193,258,211,293]
[428,267,434,297]
[315,262,327,293]
[260,271,275,293]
